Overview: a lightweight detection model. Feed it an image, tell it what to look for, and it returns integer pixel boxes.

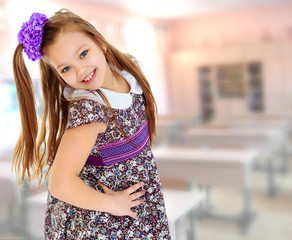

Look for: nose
[73,63,87,81]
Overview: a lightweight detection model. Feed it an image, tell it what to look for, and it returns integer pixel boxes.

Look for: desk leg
[239,187,257,233]
[267,155,279,197]
[201,185,257,234]
[192,185,213,219]
[203,186,215,216]
[16,181,39,239]
[280,143,289,174]
[170,220,176,240]
[189,209,196,240]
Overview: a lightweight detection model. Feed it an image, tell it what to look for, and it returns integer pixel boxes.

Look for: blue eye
[62,66,70,73]
[80,50,88,58]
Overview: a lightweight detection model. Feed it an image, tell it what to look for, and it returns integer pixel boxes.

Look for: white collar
[63,70,143,109]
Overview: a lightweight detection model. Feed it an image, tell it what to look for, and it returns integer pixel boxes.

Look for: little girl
[12,9,171,239]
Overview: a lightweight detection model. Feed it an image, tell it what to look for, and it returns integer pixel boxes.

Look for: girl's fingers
[130,191,145,201]
[128,211,138,220]
[98,181,106,188]
[131,199,144,207]
[126,182,144,194]
[98,181,112,193]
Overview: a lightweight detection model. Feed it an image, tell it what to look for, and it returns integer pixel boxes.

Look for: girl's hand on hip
[98,181,145,219]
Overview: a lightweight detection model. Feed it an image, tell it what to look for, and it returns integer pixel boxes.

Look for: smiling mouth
[83,69,96,82]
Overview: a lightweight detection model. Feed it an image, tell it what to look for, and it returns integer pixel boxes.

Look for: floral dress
[44,70,171,239]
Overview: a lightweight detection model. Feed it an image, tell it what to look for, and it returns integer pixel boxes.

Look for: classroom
[0,0,291,239]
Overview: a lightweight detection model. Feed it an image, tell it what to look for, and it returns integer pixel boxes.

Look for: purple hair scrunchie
[17,13,49,61]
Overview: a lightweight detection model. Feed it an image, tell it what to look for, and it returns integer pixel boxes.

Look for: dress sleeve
[66,99,109,130]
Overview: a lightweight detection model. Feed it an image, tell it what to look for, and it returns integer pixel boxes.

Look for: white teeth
[84,71,94,82]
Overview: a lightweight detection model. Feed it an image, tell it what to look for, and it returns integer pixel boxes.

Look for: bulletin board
[216,64,246,98]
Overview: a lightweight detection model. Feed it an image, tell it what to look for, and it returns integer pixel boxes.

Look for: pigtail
[12,44,38,186]
[37,59,68,168]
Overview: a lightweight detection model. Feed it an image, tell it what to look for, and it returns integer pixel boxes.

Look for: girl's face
[44,30,112,91]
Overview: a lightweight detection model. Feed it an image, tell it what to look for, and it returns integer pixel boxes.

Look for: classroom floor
[0,161,291,240]
[195,160,292,240]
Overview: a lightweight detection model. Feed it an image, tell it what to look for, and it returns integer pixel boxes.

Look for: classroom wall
[166,2,292,117]
[3,0,292,118]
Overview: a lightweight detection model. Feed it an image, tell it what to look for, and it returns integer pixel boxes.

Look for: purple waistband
[86,120,149,166]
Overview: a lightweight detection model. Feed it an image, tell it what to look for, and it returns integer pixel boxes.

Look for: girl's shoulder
[64,87,104,105]
[66,96,109,130]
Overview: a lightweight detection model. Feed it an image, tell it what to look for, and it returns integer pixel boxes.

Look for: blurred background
[1,0,292,239]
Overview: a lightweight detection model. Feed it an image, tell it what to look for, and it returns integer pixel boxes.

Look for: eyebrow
[57,44,87,70]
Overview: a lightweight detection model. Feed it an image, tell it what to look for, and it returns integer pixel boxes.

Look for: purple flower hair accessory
[18,13,49,61]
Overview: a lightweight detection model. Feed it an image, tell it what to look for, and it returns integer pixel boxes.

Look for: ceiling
[84,0,291,19]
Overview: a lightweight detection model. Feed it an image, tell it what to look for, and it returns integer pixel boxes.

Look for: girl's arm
[48,122,144,219]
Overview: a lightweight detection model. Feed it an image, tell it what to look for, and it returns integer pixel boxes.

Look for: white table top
[184,127,277,136]
[228,113,292,119]
[26,191,48,204]
[153,146,258,164]
[0,161,21,204]
[0,161,15,180]
[180,125,284,155]
[164,190,205,221]
[153,146,257,188]
[207,119,287,129]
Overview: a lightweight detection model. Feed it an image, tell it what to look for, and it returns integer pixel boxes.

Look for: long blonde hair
[12,9,157,187]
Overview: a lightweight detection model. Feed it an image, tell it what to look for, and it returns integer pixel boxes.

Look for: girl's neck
[101,67,130,94]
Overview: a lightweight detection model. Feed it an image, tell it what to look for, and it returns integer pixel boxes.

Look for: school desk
[179,127,284,196]
[153,146,259,233]
[205,118,290,174]
[164,190,205,240]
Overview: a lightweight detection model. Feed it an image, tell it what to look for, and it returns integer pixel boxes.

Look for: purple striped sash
[86,120,149,166]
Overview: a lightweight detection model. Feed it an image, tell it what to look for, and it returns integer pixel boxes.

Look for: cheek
[62,73,76,86]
